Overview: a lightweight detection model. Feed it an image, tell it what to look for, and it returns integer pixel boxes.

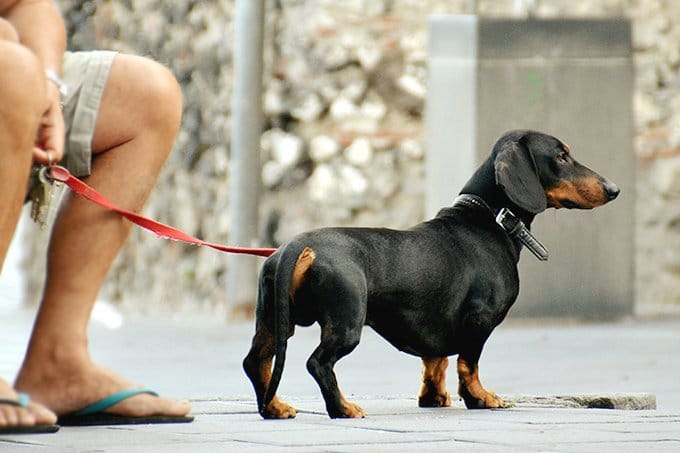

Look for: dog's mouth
[546,198,589,209]
[545,178,612,210]
[560,200,583,209]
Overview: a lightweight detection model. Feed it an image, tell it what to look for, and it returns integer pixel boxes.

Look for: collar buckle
[453,194,549,261]
[495,208,549,261]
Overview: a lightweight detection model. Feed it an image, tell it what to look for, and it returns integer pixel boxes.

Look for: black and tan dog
[243,130,619,419]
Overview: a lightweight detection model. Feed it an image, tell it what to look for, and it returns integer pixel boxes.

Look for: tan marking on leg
[337,390,365,418]
[457,357,505,409]
[291,247,315,298]
[418,357,452,407]
[259,356,297,419]
[259,357,273,386]
[252,332,297,419]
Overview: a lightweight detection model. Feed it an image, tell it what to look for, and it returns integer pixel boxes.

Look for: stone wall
[22,0,678,317]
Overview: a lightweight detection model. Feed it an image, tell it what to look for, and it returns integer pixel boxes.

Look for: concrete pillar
[226,0,266,318]
[425,16,634,318]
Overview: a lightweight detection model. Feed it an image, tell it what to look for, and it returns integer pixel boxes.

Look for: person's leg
[0,30,36,271]
[0,37,58,428]
[15,53,190,418]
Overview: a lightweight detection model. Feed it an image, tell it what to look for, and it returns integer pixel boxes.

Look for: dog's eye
[556,152,569,164]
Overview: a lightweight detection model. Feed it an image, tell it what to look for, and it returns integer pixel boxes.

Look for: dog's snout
[604,181,620,201]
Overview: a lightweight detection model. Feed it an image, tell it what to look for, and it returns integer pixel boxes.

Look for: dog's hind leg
[305,275,367,418]
[306,326,365,418]
[243,260,297,419]
[243,322,297,419]
[418,357,452,407]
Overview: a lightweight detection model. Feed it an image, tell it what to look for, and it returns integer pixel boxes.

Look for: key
[29,166,64,229]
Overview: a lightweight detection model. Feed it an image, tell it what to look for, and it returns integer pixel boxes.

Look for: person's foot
[14,356,191,418]
[0,379,57,429]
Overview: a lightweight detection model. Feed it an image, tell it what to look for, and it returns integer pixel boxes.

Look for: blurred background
[4,0,678,321]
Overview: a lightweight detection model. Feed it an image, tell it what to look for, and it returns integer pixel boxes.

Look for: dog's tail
[261,244,315,413]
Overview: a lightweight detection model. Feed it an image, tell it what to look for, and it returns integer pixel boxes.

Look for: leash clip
[45,165,70,183]
[495,208,549,261]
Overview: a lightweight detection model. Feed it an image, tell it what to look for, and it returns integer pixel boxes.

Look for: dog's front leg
[456,356,507,409]
[417,357,452,407]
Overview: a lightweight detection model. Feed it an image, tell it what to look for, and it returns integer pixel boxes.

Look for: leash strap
[46,165,277,258]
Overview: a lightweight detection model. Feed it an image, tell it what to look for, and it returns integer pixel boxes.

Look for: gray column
[425,16,634,318]
[227,0,266,317]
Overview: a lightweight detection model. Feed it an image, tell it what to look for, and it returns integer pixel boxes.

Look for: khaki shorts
[27,50,115,199]
[60,50,117,177]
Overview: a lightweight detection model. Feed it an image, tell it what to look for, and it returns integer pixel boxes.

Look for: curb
[506,393,657,410]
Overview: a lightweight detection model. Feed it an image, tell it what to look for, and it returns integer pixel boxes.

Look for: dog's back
[270,208,520,357]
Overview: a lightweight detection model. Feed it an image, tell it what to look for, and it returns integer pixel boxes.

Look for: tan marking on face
[562,143,571,153]
[290,247,315,298]
[418,357,452,407]
[457,357,505,408]
[545,177,609,209]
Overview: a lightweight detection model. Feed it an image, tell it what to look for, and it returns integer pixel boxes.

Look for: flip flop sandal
[57,387,194,426]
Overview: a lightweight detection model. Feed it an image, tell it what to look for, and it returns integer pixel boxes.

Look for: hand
[32,82,65,166]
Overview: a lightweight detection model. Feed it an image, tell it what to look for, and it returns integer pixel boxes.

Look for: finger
[32,146,52,165]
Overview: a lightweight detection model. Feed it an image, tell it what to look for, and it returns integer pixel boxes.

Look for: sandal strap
[0,392,30,408]
[74,387,159,416]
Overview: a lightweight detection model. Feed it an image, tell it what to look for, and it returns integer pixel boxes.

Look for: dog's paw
[418,391,452,408]
[461,389,507,409]
[482,390,506,409]
[330,401,366,419]
[261,398,297,419]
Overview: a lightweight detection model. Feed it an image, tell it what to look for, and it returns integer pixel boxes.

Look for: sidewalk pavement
[1,306,679,452]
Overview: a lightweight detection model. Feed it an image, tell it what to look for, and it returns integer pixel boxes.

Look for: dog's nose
[604,181,620,201]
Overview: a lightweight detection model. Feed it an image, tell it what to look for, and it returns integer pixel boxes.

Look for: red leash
[46,165,277,258]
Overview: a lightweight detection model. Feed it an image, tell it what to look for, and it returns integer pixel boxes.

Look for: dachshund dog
[243,130,620,418]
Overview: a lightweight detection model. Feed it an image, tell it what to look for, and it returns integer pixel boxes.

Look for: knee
[306,356,322,376]
[0,18,19,42]
[131,57,183,136]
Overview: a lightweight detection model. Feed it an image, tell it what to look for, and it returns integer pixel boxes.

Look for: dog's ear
[494,136,547,214]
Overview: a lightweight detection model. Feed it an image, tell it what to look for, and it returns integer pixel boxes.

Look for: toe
[29,401,58,425]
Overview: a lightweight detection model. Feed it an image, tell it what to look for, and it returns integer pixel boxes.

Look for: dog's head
[493,130,620,214]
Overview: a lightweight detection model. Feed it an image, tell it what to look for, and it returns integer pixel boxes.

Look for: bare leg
[0,41,38,268]
[14,54,190,418]
[0,38,57,428]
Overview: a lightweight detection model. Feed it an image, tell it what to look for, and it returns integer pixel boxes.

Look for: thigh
[0,17,19,41]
